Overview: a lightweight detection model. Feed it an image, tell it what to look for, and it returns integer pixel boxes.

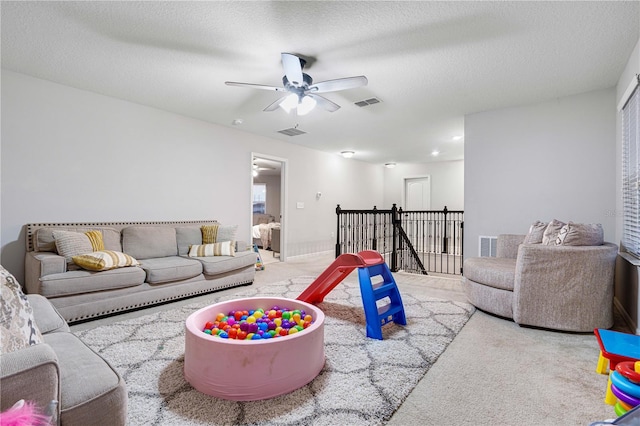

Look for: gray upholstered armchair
[463,234,618,332]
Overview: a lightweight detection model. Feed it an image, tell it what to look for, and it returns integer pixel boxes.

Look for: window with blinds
[622,81,640,257]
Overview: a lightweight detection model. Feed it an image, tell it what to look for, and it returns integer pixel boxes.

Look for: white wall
[1,71,383,281]
[464,88,617,258]
[382,160,464,211]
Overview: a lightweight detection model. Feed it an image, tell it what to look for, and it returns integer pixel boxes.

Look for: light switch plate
[296,202,304,209]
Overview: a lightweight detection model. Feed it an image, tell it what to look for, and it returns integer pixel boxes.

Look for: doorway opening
[251,153,287,263]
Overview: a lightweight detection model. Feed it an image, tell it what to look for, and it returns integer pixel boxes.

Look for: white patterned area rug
[74,277,475,426]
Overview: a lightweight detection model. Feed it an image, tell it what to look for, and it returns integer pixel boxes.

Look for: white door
[405,177,431,210]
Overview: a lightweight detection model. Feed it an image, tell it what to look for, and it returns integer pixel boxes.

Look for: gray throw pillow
[557,222,604,246]
[523,221,547,244]
[542,219,566,246]
[52,230,93,263]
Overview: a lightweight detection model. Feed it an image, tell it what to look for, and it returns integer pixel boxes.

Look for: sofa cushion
[523,221,546,244]
[193,250,256,276]
[73,250,140,271]
[1,266,44,353]
[176,226,202,256]
[138,256,203,284]
[39,267,146,298]
[556,222,604,246]
[44,332,127,425]
[53,230,94,263]
[27,294,69,334]
[542,219,566,246]
[201,224,238,244]
[463,257,516,291]
[122,226,178,260]
[188,241,235,257]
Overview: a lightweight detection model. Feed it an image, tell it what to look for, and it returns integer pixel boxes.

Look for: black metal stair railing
[336,204,464,275]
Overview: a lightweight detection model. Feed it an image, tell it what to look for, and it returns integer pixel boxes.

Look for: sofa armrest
[513,243,618,331]
[497,234,526,259]
[28,294,70,334]
[25,252,66,294]
[0,343,61,415]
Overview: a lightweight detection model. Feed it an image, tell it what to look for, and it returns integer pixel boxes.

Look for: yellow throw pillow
[85,230,105,251]
[72,250,140,271]
[201,225,219,244]
[188,241,235,257]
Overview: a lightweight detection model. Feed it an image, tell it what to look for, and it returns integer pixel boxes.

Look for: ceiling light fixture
[341,151,355,159]
[431,150,440,157]
[385,163,396,168]
[232,119,243,125]
[252,169,259,177]
[452,135,463,141]
[279,94,317,116]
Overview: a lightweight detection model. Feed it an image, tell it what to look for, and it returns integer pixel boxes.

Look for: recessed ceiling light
[232,119,243,125]
[341,151,355,158]
[431,150,440,156]
[384,162,396,168]
[452,135,463,141]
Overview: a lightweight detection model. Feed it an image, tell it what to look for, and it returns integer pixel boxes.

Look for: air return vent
[479,236,497,257]
[354,98,382,107]
[277,128,306,136]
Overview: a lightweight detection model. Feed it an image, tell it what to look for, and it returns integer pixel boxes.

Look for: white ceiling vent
[479,236,497,257]
[277,128,307,136]
[355,98,382,107]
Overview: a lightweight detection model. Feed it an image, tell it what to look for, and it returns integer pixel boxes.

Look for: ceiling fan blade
[281,53,304,87]
[225,81,286,92]
[263,96,289,112]
[308,94,341,112]
[309,76,368,93]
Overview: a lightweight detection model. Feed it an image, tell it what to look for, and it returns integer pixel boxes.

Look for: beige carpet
[71,252,619,425]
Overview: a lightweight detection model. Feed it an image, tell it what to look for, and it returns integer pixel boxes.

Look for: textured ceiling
[1,1,638,165]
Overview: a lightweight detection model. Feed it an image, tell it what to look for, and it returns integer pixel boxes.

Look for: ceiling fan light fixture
[279,93,298,113]
[297,95,317,116]
[341,151,355,159]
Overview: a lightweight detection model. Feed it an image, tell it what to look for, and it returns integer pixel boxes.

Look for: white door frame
[251,152,288,261]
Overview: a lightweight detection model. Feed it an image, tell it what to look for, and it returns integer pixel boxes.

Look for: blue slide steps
[357,262,406,340]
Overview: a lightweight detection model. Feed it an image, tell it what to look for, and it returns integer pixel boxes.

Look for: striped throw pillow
[53,230,94,263]
[188,241,235,257]
[72,250,140,271]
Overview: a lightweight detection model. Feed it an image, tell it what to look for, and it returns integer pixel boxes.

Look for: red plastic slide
[297,250,385,303]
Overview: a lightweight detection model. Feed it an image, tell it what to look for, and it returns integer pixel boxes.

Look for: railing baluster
[335,205,463,275]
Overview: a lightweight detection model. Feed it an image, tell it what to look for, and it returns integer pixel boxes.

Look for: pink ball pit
[184,297,325,401]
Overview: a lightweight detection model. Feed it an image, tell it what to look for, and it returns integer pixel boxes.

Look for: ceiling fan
[225,53,368,115]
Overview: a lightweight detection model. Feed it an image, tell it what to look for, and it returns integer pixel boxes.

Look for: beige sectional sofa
[24,220,256,323]
[1,266,127,425]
